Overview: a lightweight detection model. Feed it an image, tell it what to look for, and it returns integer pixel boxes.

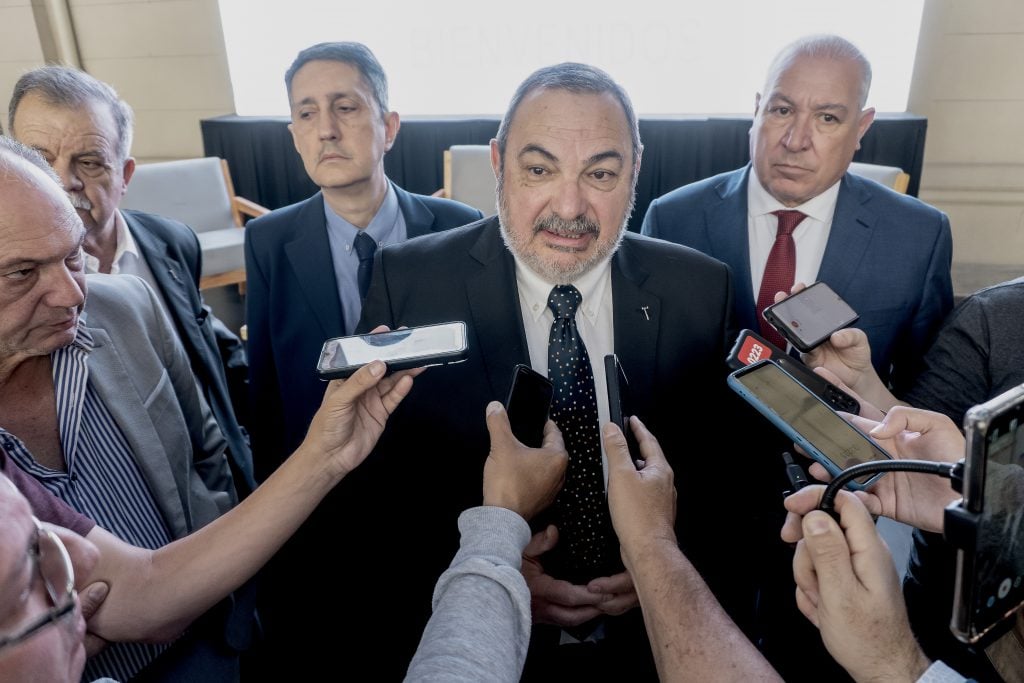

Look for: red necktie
[756,210,807,348]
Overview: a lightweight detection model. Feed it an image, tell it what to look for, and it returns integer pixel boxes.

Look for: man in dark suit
[244,42,483,479]
[8,66,255,495]
[333,62,768,682]
[642,35,954,680]
[642,34,952,395]
[240,42,481,676]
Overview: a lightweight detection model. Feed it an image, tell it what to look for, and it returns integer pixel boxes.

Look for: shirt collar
[323,183,402,247]
[748,167,841,225]
[82,211,141,274]
[514,251,613,325]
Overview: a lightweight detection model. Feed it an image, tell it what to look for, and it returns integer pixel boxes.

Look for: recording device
[727,359,891,490]
[946,384,1024,644]
[504,364,553,448]
[762,281,859,353]
[604,354,641,465]
[316,322,468,379]
[727,329,860,414]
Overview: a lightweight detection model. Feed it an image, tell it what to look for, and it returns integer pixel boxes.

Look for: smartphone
[504,364,554,448]
[604,354,641,464]
[316,322,468,379]
[726,329,860,414]
[762,281,859,353]
[727,359,891,490]
[948,385,1024,644]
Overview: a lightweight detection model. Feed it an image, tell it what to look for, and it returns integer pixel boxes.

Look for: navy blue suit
[642,165,954,393]
[243,184,482,477]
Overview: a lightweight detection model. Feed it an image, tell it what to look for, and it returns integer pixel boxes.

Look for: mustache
[68,192,92,211]
[533,214,600,238]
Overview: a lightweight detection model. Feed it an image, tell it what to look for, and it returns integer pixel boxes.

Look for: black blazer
[243,184,483,478]
[122,209,254,493]
[256,217,770,680]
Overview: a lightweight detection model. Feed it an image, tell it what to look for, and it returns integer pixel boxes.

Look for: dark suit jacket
[243,184,483,479]
[249,217,765,681]
[642,165,954,393]
[122,209,255,493]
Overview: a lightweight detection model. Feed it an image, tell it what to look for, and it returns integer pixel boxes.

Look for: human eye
[819,112,841,124]
[66,248,84,269]
[770,105,792,117]
[3,267,34,282]
[590,169,617,181]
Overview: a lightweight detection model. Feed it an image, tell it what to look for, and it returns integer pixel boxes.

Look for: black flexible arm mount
[817,459,965,520]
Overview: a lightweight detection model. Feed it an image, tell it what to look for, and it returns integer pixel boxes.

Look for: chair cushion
[449,145,496,215]
[848,161,903,189]
[195,228,245,277]
[121,157,236,233]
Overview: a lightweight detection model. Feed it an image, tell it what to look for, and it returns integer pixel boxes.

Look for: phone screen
[730,360,890,485]
[764,282,858,350]
[318,323,466,373]
[505,365,553,448]
[962,400,1024,640]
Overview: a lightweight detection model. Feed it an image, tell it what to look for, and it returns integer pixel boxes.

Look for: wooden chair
[120,157,269,290]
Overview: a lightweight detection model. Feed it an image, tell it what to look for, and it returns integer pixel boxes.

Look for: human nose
[550,176,588,221]
[51,158,84,193]
[781,113,813,152]
[46,266,86,310]
[317,112,340,142]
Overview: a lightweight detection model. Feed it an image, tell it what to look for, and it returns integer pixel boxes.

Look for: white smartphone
[316,322,468,380]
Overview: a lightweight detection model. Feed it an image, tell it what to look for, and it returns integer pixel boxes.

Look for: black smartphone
[948,384,1024,644]
[727,359,891,490]
[504,364,553,448]
[726,329,860,414]
[762,281,859,353]
[604,354,641,464]
[316,322,468,379]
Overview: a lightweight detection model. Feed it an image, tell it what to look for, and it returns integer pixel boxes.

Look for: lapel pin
[640,305,650,321]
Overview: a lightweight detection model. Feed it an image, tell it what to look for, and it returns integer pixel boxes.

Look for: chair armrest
[233,196,270,221]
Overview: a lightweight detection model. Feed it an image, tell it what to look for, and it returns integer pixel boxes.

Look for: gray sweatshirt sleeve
[404,506,532,682]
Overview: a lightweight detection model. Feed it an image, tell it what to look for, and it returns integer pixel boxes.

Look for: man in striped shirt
[0,138,242,679]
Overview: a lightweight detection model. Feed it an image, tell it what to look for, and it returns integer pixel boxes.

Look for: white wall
[910,0,1024,293]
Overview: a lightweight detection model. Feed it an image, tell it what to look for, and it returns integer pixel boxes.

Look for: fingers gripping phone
[727,359,892,490]
[504,364,554,448]
[316,322,468,380]
[726,329,860,414]
[604,354,641,465]
[762,281,859,353]
[947,385,1024,644]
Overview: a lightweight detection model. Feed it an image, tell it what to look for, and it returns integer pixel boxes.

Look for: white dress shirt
[83,211,171,318]
[747,170,841,298]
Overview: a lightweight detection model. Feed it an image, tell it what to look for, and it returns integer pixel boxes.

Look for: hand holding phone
[728,359,891,490]
[727,329,860,414]
[762,281,859,353]
[504,364,554,448]
[316,322,468,379]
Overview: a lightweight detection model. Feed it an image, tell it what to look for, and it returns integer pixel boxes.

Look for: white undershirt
[747,170,841,297]
[514,256,615,488]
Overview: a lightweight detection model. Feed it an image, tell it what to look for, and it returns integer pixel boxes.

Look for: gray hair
[764,35,872,109]
[496,62,641,170]
[285,42,389,120]
[8,66,135,161]
[0,135,63,185]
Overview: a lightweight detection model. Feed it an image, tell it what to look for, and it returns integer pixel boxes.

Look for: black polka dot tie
[546,284,616,584]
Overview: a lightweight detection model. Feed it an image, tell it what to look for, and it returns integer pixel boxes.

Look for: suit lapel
[394,183,437,238]
[85,325,189,537]
[125,212,196,331]
[611,238,660,403]
[817,175,875,296]
[464,219,529,396]
[285,193,345,339]
[706,168,757,329]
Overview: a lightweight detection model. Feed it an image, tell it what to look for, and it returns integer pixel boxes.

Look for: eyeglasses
[0,517,77,652]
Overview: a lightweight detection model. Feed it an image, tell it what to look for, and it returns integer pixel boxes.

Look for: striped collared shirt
[3,324,173,681]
